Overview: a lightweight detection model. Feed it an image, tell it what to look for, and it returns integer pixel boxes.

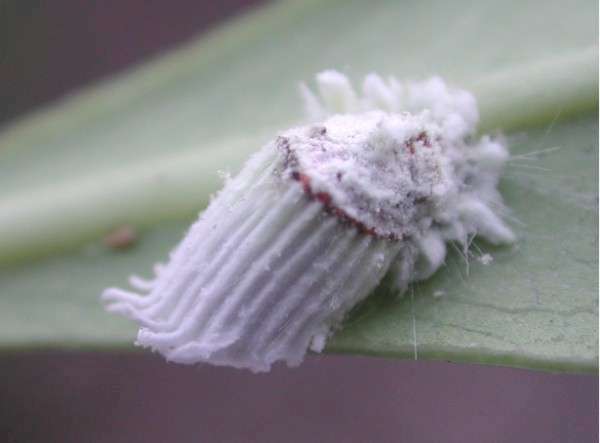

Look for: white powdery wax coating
[276,111,450,240]
[102,70,515,372]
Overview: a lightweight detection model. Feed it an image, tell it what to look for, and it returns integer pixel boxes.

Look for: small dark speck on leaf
[104,225,138,250]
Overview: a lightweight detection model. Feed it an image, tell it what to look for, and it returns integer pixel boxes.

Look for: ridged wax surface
[103,147,401,372]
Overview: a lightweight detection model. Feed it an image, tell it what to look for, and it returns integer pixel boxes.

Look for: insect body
[102,71,514,372]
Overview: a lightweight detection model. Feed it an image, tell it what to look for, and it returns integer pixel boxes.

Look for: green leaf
[0,0,597,372]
